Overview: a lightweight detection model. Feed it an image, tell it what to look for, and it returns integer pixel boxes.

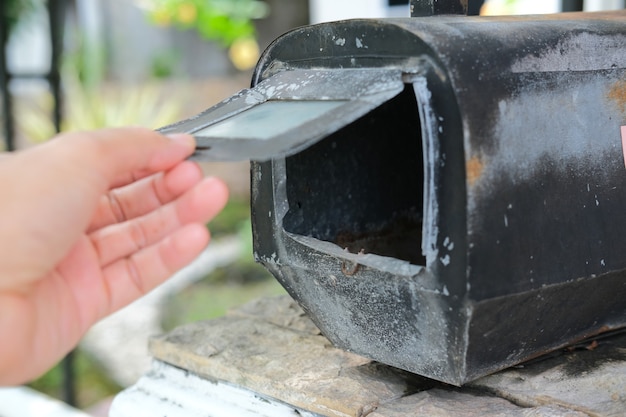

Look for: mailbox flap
[159,69,405,161]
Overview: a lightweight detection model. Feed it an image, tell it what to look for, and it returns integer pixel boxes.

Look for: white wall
[466,0,623,15]
[514,0,560,14]
[584,0,626,11]
[6,4,50,76]
[309,0,410,24]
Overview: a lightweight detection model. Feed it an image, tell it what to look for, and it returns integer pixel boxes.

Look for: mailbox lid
[159,68,404,161]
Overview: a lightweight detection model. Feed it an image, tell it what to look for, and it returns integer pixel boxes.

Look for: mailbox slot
[283,85,426,266]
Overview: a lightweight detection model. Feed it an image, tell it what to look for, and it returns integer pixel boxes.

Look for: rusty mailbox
[161,10,626,385]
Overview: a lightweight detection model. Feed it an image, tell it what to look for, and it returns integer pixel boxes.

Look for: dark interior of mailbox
[283,85,426,266]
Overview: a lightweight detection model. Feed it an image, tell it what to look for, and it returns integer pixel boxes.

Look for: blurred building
[7,0,625,85]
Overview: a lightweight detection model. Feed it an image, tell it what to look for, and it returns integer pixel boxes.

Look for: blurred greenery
[161,266,286,331]
[143,0,268,47]
[163,195,286,332]
[15,18,186,142]
[142,0,267,70]
[1,0,38,37]
[28,350,122,408]
[150,49,182,79]
[210,194,253,237]
[63,32,108,90]
[16,76,184,142]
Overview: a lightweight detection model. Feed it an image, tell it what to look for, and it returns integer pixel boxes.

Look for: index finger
[61,127,196,190]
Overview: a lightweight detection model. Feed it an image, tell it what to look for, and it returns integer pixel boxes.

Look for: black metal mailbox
[162,11,626,385]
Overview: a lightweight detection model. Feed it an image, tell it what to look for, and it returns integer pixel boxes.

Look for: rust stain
[466,156,484,187]
[608,79,626,115]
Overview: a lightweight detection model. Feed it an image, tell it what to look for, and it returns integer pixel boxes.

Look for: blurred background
[0,0,624,415]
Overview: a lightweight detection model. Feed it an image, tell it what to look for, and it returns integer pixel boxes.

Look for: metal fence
[0,0,75,406]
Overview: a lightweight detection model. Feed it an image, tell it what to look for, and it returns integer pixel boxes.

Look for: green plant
[140,0,267,70]
[62,32,108,90]
[1,0,39,37]
[150,49,181,79]
[161,240,285,331]
[16,75,184,142]
[29,350,121,408]
[142,0,267,46]
[161,193,287,330]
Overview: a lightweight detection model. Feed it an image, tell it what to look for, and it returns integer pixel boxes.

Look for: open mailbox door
[159,68,405,161]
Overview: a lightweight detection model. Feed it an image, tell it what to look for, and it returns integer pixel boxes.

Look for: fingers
[90,176,228,267]
[102,224,210,312]
[0,128,197,276]
[104,131,197,189]
[47,128,196,192]
[89,160,204,232]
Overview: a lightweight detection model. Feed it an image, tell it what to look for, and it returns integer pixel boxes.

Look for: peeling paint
[442,285,450,296]
[443,237,454,251]
[511,32,626,73]
[355,37,368,49]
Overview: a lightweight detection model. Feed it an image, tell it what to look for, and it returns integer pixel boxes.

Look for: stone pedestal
[110,296,626,417]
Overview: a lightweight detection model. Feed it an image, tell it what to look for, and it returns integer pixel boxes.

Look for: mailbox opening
[283,84,426,266]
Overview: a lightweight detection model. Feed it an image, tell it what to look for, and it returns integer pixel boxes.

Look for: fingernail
[166,133,196,148]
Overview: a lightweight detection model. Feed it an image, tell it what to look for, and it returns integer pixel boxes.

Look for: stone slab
[110,360,321,417]
[149,295,626,417]
[370,389,588,417]
[150,317,433,417]
[469,333,626,417]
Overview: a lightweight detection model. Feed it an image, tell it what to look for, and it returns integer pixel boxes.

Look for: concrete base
[111,296,626,417]
[0,386,92,417]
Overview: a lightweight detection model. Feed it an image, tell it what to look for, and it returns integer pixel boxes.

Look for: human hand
[0,127,228,385]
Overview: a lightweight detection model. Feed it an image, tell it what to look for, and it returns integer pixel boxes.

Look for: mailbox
[161,10,626,385]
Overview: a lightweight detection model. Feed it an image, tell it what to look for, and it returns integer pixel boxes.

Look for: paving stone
[370,389,588,417]
[148,295,626,417]
[227,294,322,335]
[469,332,626,417]
[150,312,433,417]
